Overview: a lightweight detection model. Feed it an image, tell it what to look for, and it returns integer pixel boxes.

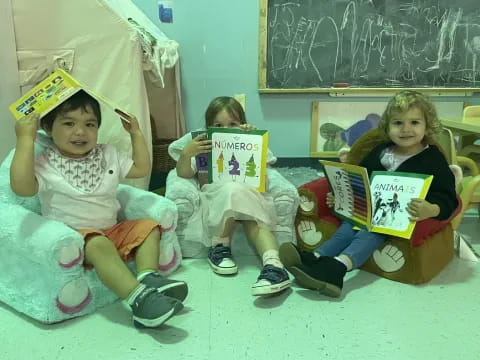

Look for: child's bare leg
[243,220,278,255]
[215,217,236,246]
[208,217,238,274]
[85,233,183,328]
[135,227,161,274]
[84,235,138,298]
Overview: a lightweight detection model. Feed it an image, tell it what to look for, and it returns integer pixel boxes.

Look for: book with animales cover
[192,128,269,192]
[9,69,125,120]
[320,160,433,239]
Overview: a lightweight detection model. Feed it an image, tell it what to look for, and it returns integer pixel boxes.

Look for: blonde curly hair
[378,90,441,144]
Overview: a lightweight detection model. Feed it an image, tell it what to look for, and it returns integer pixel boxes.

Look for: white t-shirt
[35,144,133,230]
[380,145,429,171]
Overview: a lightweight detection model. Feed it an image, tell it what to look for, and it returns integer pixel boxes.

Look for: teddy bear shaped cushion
[295,128,461,284]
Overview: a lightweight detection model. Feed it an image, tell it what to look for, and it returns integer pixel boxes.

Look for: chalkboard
[259,0,480,91]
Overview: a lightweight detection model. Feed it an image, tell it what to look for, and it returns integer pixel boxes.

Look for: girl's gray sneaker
[131,286,183,328]
[140,272,188,302]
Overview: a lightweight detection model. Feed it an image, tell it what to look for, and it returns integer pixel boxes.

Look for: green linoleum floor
[1,218,479,360]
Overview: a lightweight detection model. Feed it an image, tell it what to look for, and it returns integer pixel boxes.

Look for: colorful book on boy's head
[320,160,433,239]
[9,68,127,121]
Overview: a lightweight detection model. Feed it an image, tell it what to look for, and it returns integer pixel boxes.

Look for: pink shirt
[35,144,133,230]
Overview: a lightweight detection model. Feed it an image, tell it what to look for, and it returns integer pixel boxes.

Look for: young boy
[10,90,188,328]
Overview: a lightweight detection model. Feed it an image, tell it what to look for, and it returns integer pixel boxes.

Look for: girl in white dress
[174,96,291,296]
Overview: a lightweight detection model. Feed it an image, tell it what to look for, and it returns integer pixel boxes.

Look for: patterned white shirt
[35,144,133,230]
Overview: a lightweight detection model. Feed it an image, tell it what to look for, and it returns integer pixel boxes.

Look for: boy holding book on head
[10,90,188,328]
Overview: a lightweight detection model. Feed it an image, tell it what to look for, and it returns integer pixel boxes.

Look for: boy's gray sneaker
[131,286,183,328]
[140,272,188,302]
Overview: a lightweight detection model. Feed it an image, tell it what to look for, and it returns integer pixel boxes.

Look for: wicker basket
[152,139,177,173]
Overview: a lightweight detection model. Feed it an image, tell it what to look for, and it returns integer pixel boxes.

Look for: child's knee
[150,226,161,238]
[85,235,114,255]
[243,220,259,232]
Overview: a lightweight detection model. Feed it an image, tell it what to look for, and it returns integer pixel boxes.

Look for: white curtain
[0,0,20,161]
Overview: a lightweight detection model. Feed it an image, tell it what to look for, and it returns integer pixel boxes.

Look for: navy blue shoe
[252,264,291,296]
[207,244,238,275]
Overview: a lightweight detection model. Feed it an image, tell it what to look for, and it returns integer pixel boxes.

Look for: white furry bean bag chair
[0,132,181,323]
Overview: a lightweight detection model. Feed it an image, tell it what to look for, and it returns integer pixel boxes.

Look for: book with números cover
[9,69,126,120]
[320,160,433,239]
[192,128,269,192]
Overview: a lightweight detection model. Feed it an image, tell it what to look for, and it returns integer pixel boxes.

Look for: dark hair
[205,96,246,127]
[378,90,440,144]
[41,90,101,131]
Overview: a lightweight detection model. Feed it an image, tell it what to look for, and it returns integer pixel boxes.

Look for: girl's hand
[406,198,440,222]
[326,192,335,208]
[239,124,257,131]
[182,133,212,158]
[116,109,141,135]
[15,113,39,140]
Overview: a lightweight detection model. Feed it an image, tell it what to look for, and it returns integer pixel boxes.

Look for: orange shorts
[78,219,160,264]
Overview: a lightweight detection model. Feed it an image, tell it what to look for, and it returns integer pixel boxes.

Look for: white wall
[0,0,20,161]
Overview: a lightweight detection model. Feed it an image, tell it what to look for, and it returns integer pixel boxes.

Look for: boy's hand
[15,113,39,140]
[182,133,212,158]
[407,198,440,222]
[239,124,257,131]
[115,109,141,135]
[326,192,335,208]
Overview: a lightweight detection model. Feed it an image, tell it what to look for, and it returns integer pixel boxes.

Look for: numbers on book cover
[213,151,259,183]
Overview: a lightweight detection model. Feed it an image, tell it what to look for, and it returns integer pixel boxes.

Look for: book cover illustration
[9,69,125,120]
[321,160,372,230]
[200,127,269,192]
[191,130,209,185]
[320,160,433,239]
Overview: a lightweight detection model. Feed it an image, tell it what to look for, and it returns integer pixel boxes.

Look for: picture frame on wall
[310,100,465,158]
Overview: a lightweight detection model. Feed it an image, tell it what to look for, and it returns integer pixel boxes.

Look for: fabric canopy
[11,0,184,188]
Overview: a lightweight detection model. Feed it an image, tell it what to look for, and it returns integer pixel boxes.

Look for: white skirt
[199,182,276,246]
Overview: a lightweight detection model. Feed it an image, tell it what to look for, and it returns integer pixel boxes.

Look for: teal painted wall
[132,0,479,158]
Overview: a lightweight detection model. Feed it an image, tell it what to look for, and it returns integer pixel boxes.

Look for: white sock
[212,236,230,247]
[126,283,147,305]
[262,249,283,268]
[334,256,352,271]
[136,269,155,281]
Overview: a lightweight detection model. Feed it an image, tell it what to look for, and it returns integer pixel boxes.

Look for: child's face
[211,109,242,128]
[388,106,427,155]
[49,105,99,158]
